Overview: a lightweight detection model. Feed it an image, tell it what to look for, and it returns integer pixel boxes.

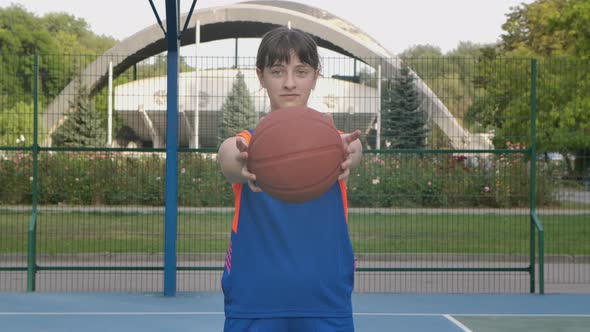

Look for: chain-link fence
[0,54,588,293]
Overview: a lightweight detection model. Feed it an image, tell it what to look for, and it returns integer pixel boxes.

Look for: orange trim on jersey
[339,180,349,223]
[236,130,252,145]
[337,130,350,222]
[230,130,252,234]
[231,183,243,233]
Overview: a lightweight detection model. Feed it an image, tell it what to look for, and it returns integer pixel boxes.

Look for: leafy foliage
[0,5,116,143]
[501,0,590,59]
[471,0,590,175]
[0,150,556,208]
[465,56,533,148]
[346,151,555,208]
[0,101,34,146]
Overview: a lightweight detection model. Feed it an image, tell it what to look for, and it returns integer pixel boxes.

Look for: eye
[270,68,283,76]
[296,69,309,76]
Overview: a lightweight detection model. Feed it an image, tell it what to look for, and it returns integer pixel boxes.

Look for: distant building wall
[115,69,378,148]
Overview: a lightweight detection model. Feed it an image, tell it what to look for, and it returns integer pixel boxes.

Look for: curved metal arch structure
[43,0,490,149]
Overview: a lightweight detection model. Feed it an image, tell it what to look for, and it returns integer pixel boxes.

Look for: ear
[256,68,264,88]
[311,69,320,90]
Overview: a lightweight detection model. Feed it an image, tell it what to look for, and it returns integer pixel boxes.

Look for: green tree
[470,0,590,175]
[0,5,56,108]
[0,101,34,146]
[466,54,533,147]
[447,41,490,58]
[126,55,196,82]
[537,57,590,175]
[466,52,590,172]
[0,4,117,112]
[546,0,590,59]
[51,82,106,147]
[40,11,115,54]
[400,45,446,80]
[499,0,590,58]
[500,0,560,55]
[399,45,443,58]
[381,64,428,149]
[400,43,494,140]
[219,71,256,142]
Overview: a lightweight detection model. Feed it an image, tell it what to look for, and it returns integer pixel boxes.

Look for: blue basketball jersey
[221,130,355,319]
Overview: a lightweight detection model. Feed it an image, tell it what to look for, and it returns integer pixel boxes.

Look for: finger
[338,168,350,181]
[236,137,248,152]
[344,130,362,144]
[237,152,249,165]
[341,158,353,172]
[241,167,255,182]
[247,179,263,192]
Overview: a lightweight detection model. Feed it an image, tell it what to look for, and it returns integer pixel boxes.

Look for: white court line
[354,313,590,317]
[444,315,473,332]
[443,314,590,317]
[1,312,589,317]
[0,312,224,315]
[354,313,441,316]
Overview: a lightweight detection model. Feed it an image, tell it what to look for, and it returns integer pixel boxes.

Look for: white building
[114,68,379,148]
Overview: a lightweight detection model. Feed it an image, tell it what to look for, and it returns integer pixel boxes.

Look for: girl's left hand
[338,130,362,181]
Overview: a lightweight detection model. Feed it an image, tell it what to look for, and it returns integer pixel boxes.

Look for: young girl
[218,26,362,332]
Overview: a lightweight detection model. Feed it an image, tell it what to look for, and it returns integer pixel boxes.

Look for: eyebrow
[269,63,311,69]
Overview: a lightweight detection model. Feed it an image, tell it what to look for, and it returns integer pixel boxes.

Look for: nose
[283,71,296,90]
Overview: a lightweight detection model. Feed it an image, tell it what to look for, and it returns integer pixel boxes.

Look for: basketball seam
[259,163,341,191]
[250,144,343,164]
[250,114,338,151]
[256,116,332,135]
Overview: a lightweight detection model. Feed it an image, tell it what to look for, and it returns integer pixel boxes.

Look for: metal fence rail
[1,54,588,293]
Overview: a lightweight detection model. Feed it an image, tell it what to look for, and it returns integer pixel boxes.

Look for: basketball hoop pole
[148,0,198,297]
[163,0,180,297]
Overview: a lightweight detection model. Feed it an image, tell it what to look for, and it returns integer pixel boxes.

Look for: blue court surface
[1,292,589,331]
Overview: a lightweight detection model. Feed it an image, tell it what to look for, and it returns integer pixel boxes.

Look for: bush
[0,151,231,207]
[0,151,33,204]
[347,150,554,208]
[0,149,554,208]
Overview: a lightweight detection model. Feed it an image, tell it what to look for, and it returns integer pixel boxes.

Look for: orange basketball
[247,106,345,203]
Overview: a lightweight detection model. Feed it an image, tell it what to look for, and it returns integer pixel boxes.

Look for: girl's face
[256,51,319,112]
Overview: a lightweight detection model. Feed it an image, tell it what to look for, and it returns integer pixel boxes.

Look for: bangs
[256,27,320,70]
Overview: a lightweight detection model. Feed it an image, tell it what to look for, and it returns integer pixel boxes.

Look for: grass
[0,210,588,255]
[557,200,590,210]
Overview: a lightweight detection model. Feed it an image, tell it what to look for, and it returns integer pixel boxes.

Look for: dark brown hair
[256,26,320,71]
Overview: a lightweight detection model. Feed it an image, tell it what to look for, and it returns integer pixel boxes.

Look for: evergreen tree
[381,64,428,149]
[219,71,257,142]
[51,81,106,147]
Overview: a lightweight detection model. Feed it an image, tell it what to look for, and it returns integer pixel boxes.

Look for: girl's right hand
[236,136,263,192]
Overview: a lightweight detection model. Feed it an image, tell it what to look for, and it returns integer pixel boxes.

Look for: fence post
[530,58,537,238]
[529,58,544,294]
[27,53,40,292]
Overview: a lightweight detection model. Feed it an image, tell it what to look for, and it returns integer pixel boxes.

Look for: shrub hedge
[0,150,555,208]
